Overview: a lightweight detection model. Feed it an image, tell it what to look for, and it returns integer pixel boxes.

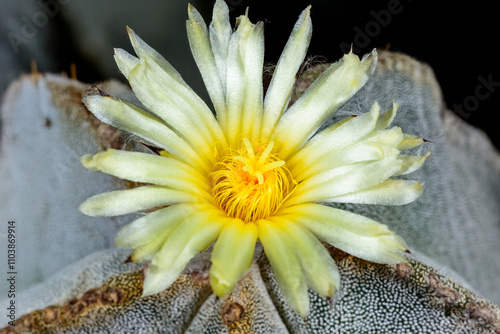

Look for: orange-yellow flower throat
[211,138,297,223]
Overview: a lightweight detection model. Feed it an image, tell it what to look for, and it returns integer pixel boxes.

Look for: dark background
[2,0,499,149]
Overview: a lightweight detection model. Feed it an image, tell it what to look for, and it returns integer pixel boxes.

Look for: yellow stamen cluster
[211,138,296,223]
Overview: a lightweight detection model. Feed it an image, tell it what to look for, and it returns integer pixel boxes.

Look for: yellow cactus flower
[80,0,428,317]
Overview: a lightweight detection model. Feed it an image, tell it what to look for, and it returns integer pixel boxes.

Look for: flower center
[210,138,296,223]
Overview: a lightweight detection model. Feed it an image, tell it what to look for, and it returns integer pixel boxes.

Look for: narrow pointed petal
[114,204,198,249]
[397,133,424,150]
[130,235,170,263]
[273,50,378,159]
[225,16,264,145]
[210,220,258,297]
[127,61,217,160]
[187,3,226,116]
[327,179,424,205]
[79,186,199,217]
[127,27,187,86]
[271,217,340,299]
[289,158,402,205]
[224,28,245,143]
[257,219,310,317]
[394,152,431,176]
[367,126,404,147]
[288,102,380,172]
[130,205,213,263]
[280,204,408,264]
[294,141,400,182]
[81,149,211,199]
[261,6,312,140]
[131,204,226,263]
[114,48,140,78]
[126,28,227,148]
[83,95,211,172]
[240,22,265,141]
[376,101,399,129]
[142,212,226,296]
[209,0,232,96]
[130,234,170,263]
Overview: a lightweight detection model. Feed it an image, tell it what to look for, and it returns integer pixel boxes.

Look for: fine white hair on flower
[80,0,429,317]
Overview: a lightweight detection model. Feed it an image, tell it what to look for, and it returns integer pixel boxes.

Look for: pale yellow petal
[127,27,187,86]
[127,60,218,161]
[261,6,312,139]
[394,152,431,176]
[397,133,424,150]
[257,219,310,317]
[280,204,408,264]
[293,141,400,182]
[240,22,264,141]
[287,102,380,173]
[79,186,199,217]
[81,149,211,200]
[114,204,197,249]
[130,235,169,263]
[224,16,264,145]
[327,179,424,205]
[271,217,340,299]
[210,220,258,297]
[131,204,217,263]
[113,48,139,78]
[83,95,211,173]
[273,50,378,159]
[124,29,228,149]
[376,101,399,129]
[288,158,402,205]
[366,126,403,147]
[142,211,226,296]
[127,32,227,148]
[209,0,232,100]
[187,3,226,116]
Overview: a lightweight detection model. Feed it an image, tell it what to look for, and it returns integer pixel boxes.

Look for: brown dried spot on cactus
[222,301,246,326]
[425,272,462,306]
[395,262,413,279]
